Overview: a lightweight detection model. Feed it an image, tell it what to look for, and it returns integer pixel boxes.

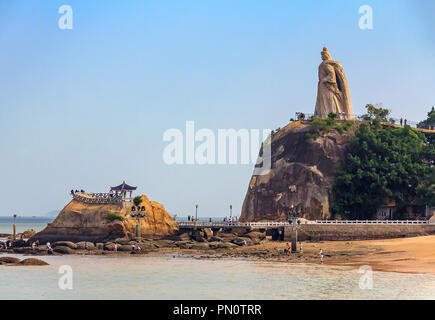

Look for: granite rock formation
[31,194,178,243]
[241,121,354,221]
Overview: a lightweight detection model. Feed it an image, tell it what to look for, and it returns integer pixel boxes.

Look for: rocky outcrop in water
[31,195,178,243]
[241,121,354,221]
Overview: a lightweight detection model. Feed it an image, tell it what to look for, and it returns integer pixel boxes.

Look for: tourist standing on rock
[114,244,118,252]
[131,244,135,252]
[286,242,291,255]
[400,118,403,126]
[319,249,324,264]
[46,242,53,254]
[299,242,303,253]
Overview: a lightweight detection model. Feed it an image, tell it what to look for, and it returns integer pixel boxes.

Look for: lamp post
[131,206,147,238]
[230,205,232,219]
[287,205,303,253]
[195,204,198,221]
[13,214,17,240]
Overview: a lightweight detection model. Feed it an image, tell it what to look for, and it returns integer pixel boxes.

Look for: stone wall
[284,224,435,241]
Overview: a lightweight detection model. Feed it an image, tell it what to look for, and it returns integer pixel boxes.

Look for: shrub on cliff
[307,113,353,139]
[106,212,124,222]
[332,122,435,219]
[133,196,143,207]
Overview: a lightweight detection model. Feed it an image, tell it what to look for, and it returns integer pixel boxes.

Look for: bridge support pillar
[291,228,297,253]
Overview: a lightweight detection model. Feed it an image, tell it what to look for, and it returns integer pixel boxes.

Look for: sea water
[0,254,434,300]
[0,217,52,235]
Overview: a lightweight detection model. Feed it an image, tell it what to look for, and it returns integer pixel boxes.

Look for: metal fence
[293,112,422,128]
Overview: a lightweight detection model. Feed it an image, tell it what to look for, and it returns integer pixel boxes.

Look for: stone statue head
[321,47,332,61]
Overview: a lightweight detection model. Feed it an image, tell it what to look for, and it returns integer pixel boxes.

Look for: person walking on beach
[319,249,324,264]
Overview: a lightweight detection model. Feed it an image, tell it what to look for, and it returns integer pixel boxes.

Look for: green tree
[332,123,434,219]
[417,107,435,146]
[133,196,143,207]
[417,107,435,129]
[359,104,394,125]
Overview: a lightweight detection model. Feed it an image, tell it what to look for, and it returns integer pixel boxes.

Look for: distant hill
[45,210,59,217]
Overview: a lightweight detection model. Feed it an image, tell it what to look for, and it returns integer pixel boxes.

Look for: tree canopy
[332,106,435,219]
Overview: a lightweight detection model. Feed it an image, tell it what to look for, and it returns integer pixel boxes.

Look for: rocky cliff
[241,121,354,221]
[32,195,178,243]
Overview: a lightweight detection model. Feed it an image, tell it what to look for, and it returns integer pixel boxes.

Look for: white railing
[177,219,432,228]
[311,219,431,225]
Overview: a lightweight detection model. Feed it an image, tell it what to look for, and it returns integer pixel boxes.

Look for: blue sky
[0,0,434,217]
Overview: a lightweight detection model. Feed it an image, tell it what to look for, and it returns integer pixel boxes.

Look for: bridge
[178,220,434,242]
[380,122,435,135]
[178,219,433,230]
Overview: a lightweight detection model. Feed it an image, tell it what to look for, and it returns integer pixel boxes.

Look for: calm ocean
[0,254,434,300]
[0,217,53,235]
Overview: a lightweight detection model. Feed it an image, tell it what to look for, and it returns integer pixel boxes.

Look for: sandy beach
[150,236,435,276]
[214,236,435,275]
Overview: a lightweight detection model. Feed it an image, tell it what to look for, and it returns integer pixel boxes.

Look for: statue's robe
[314,60,353,119]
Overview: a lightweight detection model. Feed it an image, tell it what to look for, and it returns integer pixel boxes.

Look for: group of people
[399,118,408,126]
[70,189,85,196]
[223,216,239,223]
[131,244,142,252]
[297,113,306,120]
[283,242,324,263]
[0,239,13,250]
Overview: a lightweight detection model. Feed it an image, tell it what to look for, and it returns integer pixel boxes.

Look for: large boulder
[18,258,49,266]
[165,233,190,242]
[22,229,37,239]
[31,194,178,243]
[11,239,27,248]
[203,228,213,239]
[0,257,21,264]
[246,232,266,241]
[53,241,77,249]
[76,242,95,250]
[241,121,354,221]
[53,246,74,254]
[118,245,133,252]
[103,243,116,251]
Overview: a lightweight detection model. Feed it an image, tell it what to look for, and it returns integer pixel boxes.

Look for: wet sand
[217,236,435,275]
[160,236,435,275]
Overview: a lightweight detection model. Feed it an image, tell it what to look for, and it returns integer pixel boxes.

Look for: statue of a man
[314,47,353,119]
